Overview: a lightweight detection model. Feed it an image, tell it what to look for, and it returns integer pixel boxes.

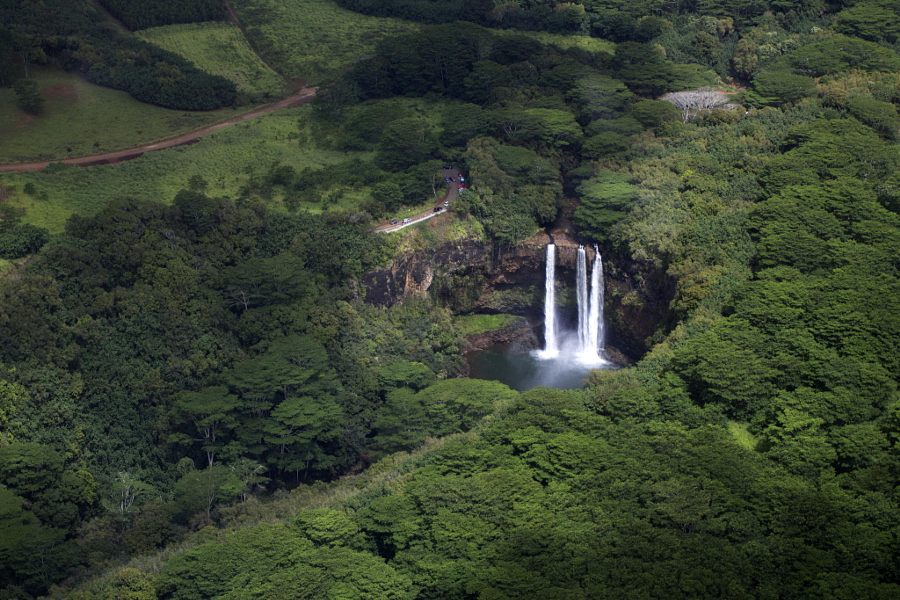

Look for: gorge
[362,233,674,365]
[468,242,616,391]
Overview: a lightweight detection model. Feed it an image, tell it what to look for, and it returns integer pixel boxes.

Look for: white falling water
[540,244,559,357]
[536,242,608,366]
[586,247,605,362]
[576,246,589,351]
[574,246,604,364]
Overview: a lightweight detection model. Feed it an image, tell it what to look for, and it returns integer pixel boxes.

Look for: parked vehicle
[433,206,443,212]
[390,219,399,225]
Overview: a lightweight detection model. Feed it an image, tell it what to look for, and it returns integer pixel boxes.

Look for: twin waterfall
[541,243,606,363]
[543,244,559,356]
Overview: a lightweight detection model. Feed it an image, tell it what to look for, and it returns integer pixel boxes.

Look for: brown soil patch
[43,84,77,99]
[14,113,36,128]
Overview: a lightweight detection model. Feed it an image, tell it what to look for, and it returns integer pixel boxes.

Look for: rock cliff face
[361,234,674,361]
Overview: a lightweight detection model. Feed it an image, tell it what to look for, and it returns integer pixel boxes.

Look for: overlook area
[1,0,899,598]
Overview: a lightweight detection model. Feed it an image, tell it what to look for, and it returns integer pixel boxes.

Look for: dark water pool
[466,344,619,392]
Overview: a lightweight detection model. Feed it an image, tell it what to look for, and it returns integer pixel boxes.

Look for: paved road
[0,86,318,173]
[373,166,465,233]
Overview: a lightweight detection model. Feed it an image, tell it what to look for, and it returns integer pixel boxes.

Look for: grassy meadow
[136,22,288,101]
[0,67,248,164]
[454,313,521,337]
[230,0,418,82]
[501,30,616,54]
[0,104,371,233]
[1,95,466,234]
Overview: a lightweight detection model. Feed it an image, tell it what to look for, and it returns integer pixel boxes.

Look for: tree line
[0,0,236,110]
[97,0,227,31]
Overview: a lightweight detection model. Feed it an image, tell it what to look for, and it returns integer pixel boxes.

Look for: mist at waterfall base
[467,244,618,392]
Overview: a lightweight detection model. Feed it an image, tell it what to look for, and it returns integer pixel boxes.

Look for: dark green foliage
[654,15,737,78]
[156,525,314,599]
[464,60,513,104]
[0,443,95,591]
[13,3,900,597]
[0,0,236,110]
[439,102,491,147]
[669,320,778,418]
[614,42,678,96]
[334,0,584,33]
[12,78,43,114]
[0,274,64,363]
[0,223,48,258]
[374,379,516,452]
[155,514,418,598]
[773,36,900,77]
[833,2,900,42]
[169,466,241,524]
[97,0,227,30]
[0,26,20,86]
[0,488,77,595]
[570,74,632,120]
[763,119,898,185]
[751,71,817,104]
[75,34,238,110]
[574,172,639,242]
[846,96,900,138]
[629,99,682,128]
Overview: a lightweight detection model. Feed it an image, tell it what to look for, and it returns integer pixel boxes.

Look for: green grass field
[230,0,418,82]
[1,95,461,234]
[0,67,249,164]
[498,30,616,54]
[454,313,521,337]
[136,22,288,101]
[0,104,372,232]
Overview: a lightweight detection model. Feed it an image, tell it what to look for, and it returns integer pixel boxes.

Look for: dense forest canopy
[0,0,899,597]
[96,0,227,31]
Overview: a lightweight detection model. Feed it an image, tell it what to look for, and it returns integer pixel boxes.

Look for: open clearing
[500,30,615,54]
[136,21,288,100]
[0,67,251,164]
[0,102,367,233]
[230,0,418,82]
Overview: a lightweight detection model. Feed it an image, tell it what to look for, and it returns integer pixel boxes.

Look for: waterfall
[576,245,604,362]
[576,246,589,351]
[542,244,559,356]
[538,242,606,364]
[588,247,604,357]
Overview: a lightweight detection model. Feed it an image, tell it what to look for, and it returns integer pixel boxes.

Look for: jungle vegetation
[0,0,899,598]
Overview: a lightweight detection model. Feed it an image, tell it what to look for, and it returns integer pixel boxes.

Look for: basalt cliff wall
[361,233,674,360]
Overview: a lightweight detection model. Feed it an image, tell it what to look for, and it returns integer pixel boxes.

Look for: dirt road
[0,86,318,173]
[373,167,464,233]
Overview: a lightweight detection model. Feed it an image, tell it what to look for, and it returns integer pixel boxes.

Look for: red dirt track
[0,86,317,173]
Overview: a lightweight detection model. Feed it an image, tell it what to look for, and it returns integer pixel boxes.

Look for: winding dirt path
[0,86,317,173]
[373,167,463,233]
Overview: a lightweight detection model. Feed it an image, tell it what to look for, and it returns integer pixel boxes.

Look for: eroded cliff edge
[361,232,675,361]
